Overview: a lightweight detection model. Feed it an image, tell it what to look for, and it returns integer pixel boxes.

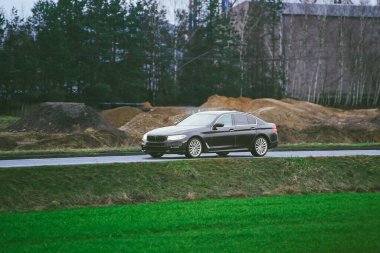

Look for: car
[141,111,278,158]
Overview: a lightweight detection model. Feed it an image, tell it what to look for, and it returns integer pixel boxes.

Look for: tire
[149,152,164,158]
[251,136,268,157]
[185,137,203,158]
[216,152,229,157]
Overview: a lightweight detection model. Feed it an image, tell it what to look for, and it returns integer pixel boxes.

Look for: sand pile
[201,95,380,143]
[119,110,189,145]
[114,94,379,145]
[101,106,143,128]
[143,101,153,108]
[201,95,316,129]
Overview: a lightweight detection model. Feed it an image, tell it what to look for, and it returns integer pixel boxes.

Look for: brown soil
[101,106,143,128]
[2,96,379,150]
[143,101,153,108]
[200,95,380,143]
[119,108,190,145]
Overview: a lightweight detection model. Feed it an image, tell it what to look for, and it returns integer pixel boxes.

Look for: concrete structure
[282,3,380,106]
[234,2,380,106]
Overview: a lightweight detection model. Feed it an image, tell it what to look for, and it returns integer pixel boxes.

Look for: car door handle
[251,127,256,130]
[229,129,234,132]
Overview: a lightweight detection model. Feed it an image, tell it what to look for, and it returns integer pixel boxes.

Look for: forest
[0,0,284,112]
[0,0,378,112]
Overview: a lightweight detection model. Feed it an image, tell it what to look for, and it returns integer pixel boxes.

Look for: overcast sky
[0,0,377,22]
[0,0,189,22]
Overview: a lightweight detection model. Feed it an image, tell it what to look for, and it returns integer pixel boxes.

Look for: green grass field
[1,156,379,212]
[1,193,379,253]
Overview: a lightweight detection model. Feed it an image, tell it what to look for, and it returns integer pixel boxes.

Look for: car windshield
[177,114,217,127]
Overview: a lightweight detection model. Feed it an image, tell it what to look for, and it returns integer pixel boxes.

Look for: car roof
[196,110,240,115]
[194,110,267,123]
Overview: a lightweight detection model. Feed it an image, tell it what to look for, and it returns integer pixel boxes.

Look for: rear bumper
[141,141,187,154]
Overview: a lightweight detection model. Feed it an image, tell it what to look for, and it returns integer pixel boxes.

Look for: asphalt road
[0,150,379,168]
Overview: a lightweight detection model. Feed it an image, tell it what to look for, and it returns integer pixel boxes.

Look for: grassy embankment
[1,156,379,212]
[0,147,141,159]
[279,142,380,149]
[1,193,380,252]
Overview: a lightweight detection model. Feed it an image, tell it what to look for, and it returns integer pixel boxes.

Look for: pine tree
[178,0,240,105]
[2,8,37,110]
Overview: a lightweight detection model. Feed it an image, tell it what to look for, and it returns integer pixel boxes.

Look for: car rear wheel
[216,152,229,157]
[149,152,164,158]
[185,137,203,158]
[251,136,268,157]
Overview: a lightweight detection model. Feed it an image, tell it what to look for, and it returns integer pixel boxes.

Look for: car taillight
[272,125,277,131]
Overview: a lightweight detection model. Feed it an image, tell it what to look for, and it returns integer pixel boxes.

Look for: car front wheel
[185,137,203,158]
[251,136,268,157]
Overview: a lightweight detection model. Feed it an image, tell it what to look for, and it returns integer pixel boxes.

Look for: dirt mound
[143,101,153,108]
[201,95,315,129]
[201,95,380,143]
[101,106,142,128]
[115,93,380,145]
[119,111,189,145]
[8,102,118,134]
[149,106,188,116]
[4,102,131,149]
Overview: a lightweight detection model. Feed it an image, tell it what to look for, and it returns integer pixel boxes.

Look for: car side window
[247,115,257,125]
[233,114,249,125]
[216,114,233,127]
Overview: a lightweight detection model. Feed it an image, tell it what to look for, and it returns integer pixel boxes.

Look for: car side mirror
[213,123,224,130]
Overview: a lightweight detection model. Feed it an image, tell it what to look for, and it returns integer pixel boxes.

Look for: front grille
[144,147,168,152]
[147,135,167,142]
[145,142,166,147]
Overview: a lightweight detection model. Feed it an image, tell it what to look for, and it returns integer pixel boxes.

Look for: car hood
[147,125,206,136]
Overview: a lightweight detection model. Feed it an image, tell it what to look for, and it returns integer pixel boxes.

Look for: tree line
[0,0,286,112]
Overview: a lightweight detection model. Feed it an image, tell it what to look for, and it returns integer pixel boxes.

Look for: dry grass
[0,130,129,151]
[0,156,379,212]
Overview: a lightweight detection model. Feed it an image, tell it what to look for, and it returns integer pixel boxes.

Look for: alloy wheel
[186,138,202,158]
[251,137,268,157]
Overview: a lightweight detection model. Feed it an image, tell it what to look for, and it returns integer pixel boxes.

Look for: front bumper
[141,140,187,154]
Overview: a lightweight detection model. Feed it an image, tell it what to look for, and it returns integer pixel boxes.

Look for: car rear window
[247,115,257,124]
[233,114,249,125]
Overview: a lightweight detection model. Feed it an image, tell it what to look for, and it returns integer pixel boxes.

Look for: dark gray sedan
[141,111,278,158]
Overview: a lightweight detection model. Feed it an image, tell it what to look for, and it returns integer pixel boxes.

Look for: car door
[233,113,257,149]
[203,114,235,151]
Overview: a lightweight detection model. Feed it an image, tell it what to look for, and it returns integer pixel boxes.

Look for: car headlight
[167,135,186,141]
[142,133,148,141]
